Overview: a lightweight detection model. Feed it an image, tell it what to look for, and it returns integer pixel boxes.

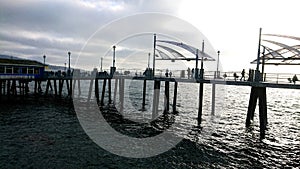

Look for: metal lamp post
[148,52,151,68]
[216,51,220,78]
[68,51,71,76]
[43,55,46,69]
[113,46,116,67]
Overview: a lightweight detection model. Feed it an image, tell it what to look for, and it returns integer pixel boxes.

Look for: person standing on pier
[191,68,194,79]
[240,69,245,81]
[165,69,169,77]
[292,74,298,84]
[233,72,238,81]
[187,67,191,79]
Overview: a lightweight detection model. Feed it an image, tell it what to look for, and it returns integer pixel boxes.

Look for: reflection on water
[0,80,299,168]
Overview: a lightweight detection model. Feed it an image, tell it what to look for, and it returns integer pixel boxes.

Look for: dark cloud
[0,0,184,69]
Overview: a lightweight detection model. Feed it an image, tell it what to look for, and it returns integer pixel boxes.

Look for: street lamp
[43,55,46,68]
[68,51,71,76]
[112,46,116,67]
[148,52,150,68]
[216,51,220,78]
[100,57,103,72]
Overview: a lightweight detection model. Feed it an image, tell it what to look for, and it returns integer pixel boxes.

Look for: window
[34,68,39,74]
[13,67,20,74]
[6,67,13,74]
[28,67,34,74]
[0,66,4,73]
[22,67,27,74]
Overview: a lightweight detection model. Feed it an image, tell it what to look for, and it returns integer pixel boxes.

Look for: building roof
[0,58,44,67]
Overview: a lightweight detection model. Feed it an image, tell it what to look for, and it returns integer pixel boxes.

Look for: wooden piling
[152,80,160,119]
[108,79,112,104]
[142,79,147,110]
[66,80,70,96]
[11,80,17,95]
[101,79,107,106]
[69,79,73,97]
[45,79,50,95]
[95,79,99,102]
[18,80,24,96]
[77,80,81,96]
[34,80,37,94]
[246,87,267,139]
[53,80,57,96]
[198,82,204,125]
[164,81,170,113]
[21,82,25,96]
[72,79,76,97]
[25,81,29,95]
[3,80,6,95]
[0,80,2,96]
[173,81,178,113]
[119,78,124,114]
[59,79,64,97]
[7,80,10,96]
[246,87,257,127]
[38,81,42,93]
[87,79,94,102]
[113,78,118,104]
[211,82,216,115]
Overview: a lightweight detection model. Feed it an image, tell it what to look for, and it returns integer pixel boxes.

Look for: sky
[1,0,300,73]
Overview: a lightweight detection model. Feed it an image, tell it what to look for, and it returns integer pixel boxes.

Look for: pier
[1,30,300,140]
[0,70,299,140]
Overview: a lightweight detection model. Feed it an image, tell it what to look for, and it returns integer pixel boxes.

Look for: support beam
[246,87,267,139]
[7,80,10,96]
[53,80,57,96]
[142,79,147,110]
[95,79,99,102]
[25,81,29,95]
[198,82,204,125]
[66,80,70,96]
[211,82,216,115]
[108,79,112,104]
[119,78,125,114]
[152,80,160,120]
[77,80,81,96]
[45,80,50,95]
[0,80,2,96]
[87,79,94,102]
[173,81,178,113]
[164,81,170,113]
[69,79,73,97]
[101,79,107,106]
[59,80,64,97]
[113,78,118,104]
[34,80,37,94]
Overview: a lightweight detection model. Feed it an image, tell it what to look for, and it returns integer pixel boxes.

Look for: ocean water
[0,79,299,168]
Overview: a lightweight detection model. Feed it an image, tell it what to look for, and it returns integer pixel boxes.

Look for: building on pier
[0,58,45,79]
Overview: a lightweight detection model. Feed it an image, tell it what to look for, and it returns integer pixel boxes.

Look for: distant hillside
[0,54,23,60]
[0,54,80,72]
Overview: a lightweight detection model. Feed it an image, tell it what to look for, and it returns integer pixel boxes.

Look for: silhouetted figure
[240,69,245,81]
[187,67,191,79]
[248,69,254,82]
[292,74,298,84]
[223,72,227,80]
[165,69,169,77]
[191,68,194,78]
[233,73,238,81]
[169,71,172,77]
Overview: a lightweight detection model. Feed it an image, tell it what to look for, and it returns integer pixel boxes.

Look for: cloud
[0,0,184,70]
